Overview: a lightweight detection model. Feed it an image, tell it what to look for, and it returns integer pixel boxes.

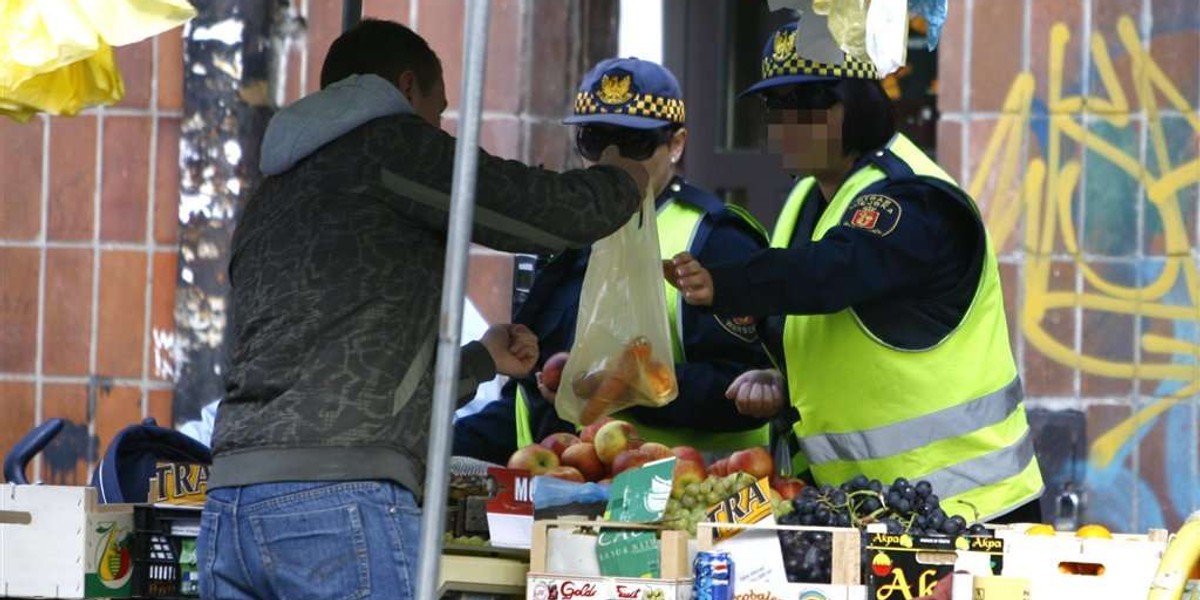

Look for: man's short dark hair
[319,19,442,91]
[833,79,897,156]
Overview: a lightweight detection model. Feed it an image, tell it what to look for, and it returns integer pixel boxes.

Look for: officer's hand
[598,145,654,200]
[669,252,714,306]
[726,369,785,419]
[481,324,539,378]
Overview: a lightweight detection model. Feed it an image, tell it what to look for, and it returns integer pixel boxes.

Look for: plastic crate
[131,506,202,599]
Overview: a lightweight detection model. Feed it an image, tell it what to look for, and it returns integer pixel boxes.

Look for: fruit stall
[456,417,1200,600]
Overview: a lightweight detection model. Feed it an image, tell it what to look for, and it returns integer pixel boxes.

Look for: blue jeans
[197,481,423,600]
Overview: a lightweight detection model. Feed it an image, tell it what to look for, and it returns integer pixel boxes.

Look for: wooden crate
[529,519,690,579]
[697,521,861,585]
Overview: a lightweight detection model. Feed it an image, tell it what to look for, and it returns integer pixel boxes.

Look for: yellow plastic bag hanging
[0,44,123,123]
[0,0,195,121]
[821,0,870,63]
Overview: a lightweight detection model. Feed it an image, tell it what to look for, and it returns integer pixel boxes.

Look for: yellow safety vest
[773,134,1043,521]
[515,191,771,453]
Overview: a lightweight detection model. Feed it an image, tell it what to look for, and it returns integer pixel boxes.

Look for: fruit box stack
[860,526,1006,600]
[0,484,135,599]
[698,521,867,600]
[994,523,1169,599]
[527,520,693,600]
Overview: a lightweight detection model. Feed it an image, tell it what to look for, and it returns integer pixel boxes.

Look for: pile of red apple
[506,417,808,531]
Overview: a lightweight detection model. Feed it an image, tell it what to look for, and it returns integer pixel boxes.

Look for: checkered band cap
[573,90,686,124]
[761,51,880,81]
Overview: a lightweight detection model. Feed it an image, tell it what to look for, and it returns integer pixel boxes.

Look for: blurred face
[398,70,448,127]
[576,124,687,196]
[763,84,844,173]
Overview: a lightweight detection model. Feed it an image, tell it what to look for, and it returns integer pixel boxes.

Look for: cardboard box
[0,484,135,599]
[487,468,535,549]
[997,527,1167,600]
[146,461,209,506]
[528,520,692,600]
[862,530,1005,600]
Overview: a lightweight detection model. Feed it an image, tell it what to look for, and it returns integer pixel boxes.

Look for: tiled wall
[0,30,184,484]
[939,0,1200,531]
[1,0,615,484]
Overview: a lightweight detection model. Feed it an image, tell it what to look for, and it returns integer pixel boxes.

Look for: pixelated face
[763,84,844,173]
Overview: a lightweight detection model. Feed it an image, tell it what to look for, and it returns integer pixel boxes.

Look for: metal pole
[415,1,490,599]
[342,0,362,31]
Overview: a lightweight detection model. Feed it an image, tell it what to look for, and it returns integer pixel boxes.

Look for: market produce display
[507,420,808,537]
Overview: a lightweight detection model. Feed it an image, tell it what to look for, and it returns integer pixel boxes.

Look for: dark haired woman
[669,18,1045,525]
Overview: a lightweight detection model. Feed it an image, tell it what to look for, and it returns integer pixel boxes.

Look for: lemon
[1025,524,1056,536]
[1076,524,1113,539]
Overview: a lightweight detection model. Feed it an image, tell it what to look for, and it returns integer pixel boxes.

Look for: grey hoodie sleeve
[371,116,642,254]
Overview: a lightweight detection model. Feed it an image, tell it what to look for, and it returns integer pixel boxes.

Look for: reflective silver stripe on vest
[798,376,1024,465]
[919,426,1037,503]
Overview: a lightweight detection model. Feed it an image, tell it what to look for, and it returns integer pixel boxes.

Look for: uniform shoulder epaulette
[668,179,728,216]
[668,179,769,241]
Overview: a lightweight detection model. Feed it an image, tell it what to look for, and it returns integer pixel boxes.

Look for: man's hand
[669,252,714,306]
[726,369,786,419]
[480,324,539,378]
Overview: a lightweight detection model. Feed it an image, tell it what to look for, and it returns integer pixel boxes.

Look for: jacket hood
[259,74,416,175]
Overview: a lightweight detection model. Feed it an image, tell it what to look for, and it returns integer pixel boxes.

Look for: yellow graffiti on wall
[971,16,1200,468]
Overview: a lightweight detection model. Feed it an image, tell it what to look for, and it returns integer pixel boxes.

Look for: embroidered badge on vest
[845,194,902,236]
[715,315,759,343]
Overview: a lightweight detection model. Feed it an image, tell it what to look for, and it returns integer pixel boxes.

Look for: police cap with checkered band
[564,57,685,129]
[742,12,882,97]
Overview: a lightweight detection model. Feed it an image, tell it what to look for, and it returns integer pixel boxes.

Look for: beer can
[693,550,734,600]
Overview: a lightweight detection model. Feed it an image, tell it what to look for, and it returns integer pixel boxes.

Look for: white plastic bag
[556,192,679,426]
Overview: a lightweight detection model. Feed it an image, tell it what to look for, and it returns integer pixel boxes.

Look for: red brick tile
[148,390,174,428]
[1029,0,1083,116]
[1023,260,1078,396]
[481,0,524,114]
[528,0,571,118]
[479,118,522,160]
[1080,119,1142,257]
[998,261,1021,357]
[1083,402,1134,527]
[101,116,152,242]
[48,115,97,241]
[115,40,153,109]
[0,382,36,482]
[1135,306,1181,396]
[304,0,345,95]
[964,118,1030,255]
[0,117,45,240]
[363,0,411,22]
[42,383,92,485]
[935,0,965,115]
[419,0,465,105]
[1079,265,1137,397]
[968,0,1025,113]
[157,27,186,111]
[466,249,514,326]
[1150,1,1199,108]
[43,249,94,376]
[0,248,40,372]
[155,117,181,244]
[95,385,143,466]
[935,120,963,184]
[1131,398,1192,530]
[1088,1,1141,112]
[528,121,572,172]
[96,251,148,378]
[149,251,178,382]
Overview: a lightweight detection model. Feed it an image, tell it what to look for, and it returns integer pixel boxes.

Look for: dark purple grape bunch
[775,476,990,582]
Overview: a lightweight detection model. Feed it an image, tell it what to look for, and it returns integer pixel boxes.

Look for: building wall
[0,0,616,484]
[939,0,1199,531]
